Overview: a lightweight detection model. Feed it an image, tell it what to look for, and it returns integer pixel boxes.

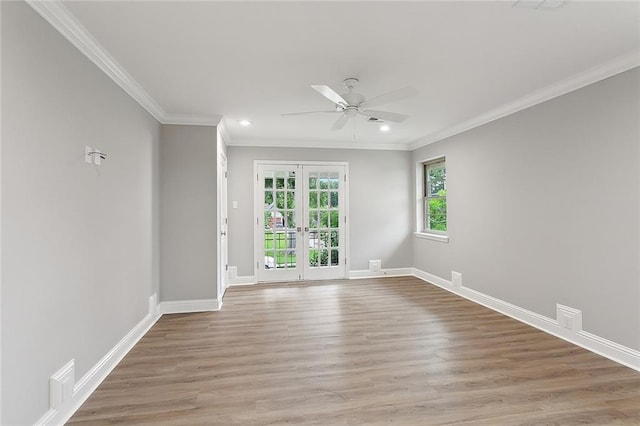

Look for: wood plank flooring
[69,277,640,425]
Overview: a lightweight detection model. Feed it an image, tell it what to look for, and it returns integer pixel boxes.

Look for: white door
[256,163,347,282]
[302,165,346,280]
[257,164,303,282]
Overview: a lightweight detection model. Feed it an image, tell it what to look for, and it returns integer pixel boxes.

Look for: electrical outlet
[369,260,381,273]
[451,271,462,288]
[556,304,582,333]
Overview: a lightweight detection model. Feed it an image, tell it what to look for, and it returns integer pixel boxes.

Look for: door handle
[304,227,309,232]
[220,231,226,236]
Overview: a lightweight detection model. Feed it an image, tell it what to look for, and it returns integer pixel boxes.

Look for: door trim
[217,152,228,298]
[253,160,350,282]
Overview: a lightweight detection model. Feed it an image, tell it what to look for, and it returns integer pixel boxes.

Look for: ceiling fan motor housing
[344,107,358,117]
[343,77,359,90]
[342,92,365,107]
[341,78,364,107]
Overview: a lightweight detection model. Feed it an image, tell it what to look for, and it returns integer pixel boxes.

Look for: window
[423,159,447,233]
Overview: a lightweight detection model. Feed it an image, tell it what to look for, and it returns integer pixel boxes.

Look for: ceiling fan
[282,78,418,131]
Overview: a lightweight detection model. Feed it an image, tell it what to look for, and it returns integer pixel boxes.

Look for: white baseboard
[349,268,414,279]
[413,269,558,331]
[230,269,414,283]
[412,268,640,372]
[159,298,222,314]
[36,293,226,424]
[228,275,256,286]
[35,294,161,426]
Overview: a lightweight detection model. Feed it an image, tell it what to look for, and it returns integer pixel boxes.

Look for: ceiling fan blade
[331,115,350,131]
[281,110,337,116]
[359,86,418,109]
[360,110,409,123]
[311,85,348,106]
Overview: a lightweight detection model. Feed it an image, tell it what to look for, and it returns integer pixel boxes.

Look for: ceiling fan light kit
[282,77,418,134]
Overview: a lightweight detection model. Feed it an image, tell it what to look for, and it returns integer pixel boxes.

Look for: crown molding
[231,54,638,152]
[229,138,411,151]
[162,113,222,126]
[409,53,640,150]
[26,0,167,122]
[28,1,638,150]
[26,0,223,128]
[217,119,233,147]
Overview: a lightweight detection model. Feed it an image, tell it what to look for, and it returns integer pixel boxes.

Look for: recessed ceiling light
[380,124,390,132]
[239,119,252,127]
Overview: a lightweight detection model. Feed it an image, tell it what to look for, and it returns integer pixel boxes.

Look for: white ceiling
[47,1,640,149]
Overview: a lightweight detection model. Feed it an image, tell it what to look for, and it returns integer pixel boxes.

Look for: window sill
[414,232,449,243]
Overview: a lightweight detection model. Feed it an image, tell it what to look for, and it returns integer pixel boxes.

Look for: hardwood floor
[69,277,640,425]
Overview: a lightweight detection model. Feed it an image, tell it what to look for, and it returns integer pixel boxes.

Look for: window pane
[428,197,447,231]
[320,250,329,266]
[309,231,319,249]
[319,192,328,208]
[287,249,296,268]
[264,257,275,269]
[319,231,329,248]
[319,174,329,189]
[330,192,338,208]
[287,171,296,189]
[331,249,339,266]
[427,164,446,196]
[309,249,318,267]
[309,211,318,228]
[330,173,339,189]
[330,230,339,248]
[330,211,339,228]
[275,250,286,269]
[320,211,328,228]
[286,211,296,228]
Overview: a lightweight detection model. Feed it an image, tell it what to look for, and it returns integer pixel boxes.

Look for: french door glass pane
[307,171,340,269]
[331,249,339,266]
[263,170,297,270]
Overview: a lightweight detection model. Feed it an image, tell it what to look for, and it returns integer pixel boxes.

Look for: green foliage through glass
[425,160,447,232]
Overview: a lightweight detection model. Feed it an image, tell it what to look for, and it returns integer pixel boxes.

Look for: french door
[256,163,347,282]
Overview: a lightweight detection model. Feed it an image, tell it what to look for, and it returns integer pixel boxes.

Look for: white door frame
[254,160,350,282]
[217,152,228,299]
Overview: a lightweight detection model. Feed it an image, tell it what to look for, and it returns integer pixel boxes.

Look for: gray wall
[160,125,218,301]
[1,2,160,424]
[412,68,640,350]
[227,147,413,276]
